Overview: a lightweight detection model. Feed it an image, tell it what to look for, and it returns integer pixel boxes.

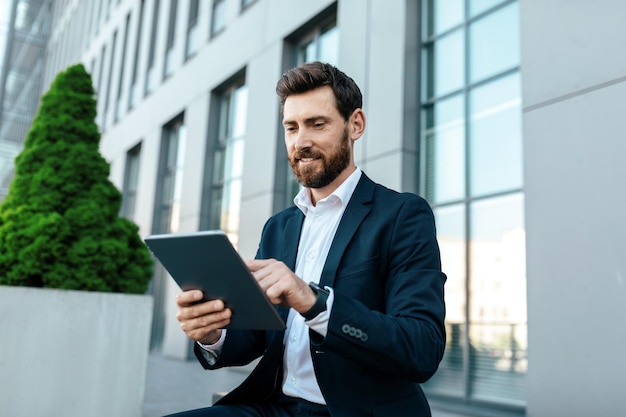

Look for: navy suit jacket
[195,173,446,416]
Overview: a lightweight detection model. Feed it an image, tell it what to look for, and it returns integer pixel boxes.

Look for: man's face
[282,86,353,189]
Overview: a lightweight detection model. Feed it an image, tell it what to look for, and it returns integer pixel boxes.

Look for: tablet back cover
[144,230,285,330]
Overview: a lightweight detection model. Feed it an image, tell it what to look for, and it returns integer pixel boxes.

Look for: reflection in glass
[155,118,186,234]
[186,0,200,58]
[469,0,506,17]
[424,95,465,203]
[318,25,338,65]
[211,0,227,36]
[121,145,141,220]
[469,2,520,83]
[423,204,466,396]
[423,30,464,100]
[423,0,463,36]
[295,21,338,67]
[211,83,247,247]
[469,73,522,196]
[469,193,526,405]
[420,0,525,409]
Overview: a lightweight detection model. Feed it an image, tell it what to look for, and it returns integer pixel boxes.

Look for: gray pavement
[142,353,248,417]
[142,354,468,417]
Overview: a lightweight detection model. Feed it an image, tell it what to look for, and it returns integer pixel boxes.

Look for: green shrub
[0,64,153,293]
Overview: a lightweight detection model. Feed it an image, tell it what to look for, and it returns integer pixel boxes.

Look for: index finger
[245,258,274,272]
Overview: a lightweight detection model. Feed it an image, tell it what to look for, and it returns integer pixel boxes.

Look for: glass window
[470,0,507,17]
[423,203,466,397]
[241,0,256,10]
[145,0,161,95]
[211,0,227,37]
[469,73,522,196]
[423,0,463,36]
[469,193,527,405]
[209,81,248,247]
[102,30,118,131]
[96,44,106,96]
[185,0,200,58]
[295,20,338,66]
[422,29,465,100]
[469,2,520,83]
[163,0,178,78]
[155,116,186,234]
[423,94,465,204]
[121,143,142,220]
[115,13,131,122]
[129,0,145,110]
[420,0,525,410]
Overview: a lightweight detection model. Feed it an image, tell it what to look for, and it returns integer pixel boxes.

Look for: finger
[176,290,204,306]
[180,308,232,335]
[245,258,275,272]
[177,299,225,321]
[186,317,231,342]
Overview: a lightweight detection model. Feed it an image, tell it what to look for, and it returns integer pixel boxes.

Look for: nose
[292,128,313,151]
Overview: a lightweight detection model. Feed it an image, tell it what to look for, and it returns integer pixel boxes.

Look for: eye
[285,126,297,134]
[314,122,325,129]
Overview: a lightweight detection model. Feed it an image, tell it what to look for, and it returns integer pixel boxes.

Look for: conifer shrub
[0,64,153,293]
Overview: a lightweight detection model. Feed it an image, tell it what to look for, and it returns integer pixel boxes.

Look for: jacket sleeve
[311,195,446,383]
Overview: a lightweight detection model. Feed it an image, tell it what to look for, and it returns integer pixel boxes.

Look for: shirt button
[289,377,296,384]
[290,335,297,342]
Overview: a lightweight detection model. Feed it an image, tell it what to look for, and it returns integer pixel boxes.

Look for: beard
[288,127,351,189]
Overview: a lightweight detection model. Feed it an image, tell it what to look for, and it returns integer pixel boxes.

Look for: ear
[349,109,366,142]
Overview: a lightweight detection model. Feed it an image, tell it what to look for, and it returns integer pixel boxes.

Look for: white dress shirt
[200,168,363,405]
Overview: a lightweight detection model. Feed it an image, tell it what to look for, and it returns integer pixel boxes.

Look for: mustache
[293,149,322,160]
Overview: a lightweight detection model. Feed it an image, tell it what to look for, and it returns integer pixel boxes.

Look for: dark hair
[276,61,362,121]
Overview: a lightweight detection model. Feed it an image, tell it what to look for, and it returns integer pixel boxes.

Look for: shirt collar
[294,168,362,215]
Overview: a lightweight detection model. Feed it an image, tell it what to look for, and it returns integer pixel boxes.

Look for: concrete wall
[520,1,626,415]
[0,286,153,417]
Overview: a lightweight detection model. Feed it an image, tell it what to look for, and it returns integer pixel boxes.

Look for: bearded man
[172,61,447,417]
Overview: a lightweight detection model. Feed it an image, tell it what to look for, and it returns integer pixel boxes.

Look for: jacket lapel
[319,174,375,288]
[282,208,304,271]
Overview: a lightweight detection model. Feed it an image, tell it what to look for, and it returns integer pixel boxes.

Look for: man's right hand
[176,290,232,345]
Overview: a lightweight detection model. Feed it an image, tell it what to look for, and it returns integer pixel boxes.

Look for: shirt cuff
[196,329,226,355]
[197,329,227,365]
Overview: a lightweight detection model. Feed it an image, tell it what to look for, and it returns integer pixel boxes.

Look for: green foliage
[0,64,153,293]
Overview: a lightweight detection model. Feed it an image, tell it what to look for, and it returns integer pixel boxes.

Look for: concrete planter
[0,286,153,417]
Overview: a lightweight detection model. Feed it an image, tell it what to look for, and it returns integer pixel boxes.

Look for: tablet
[144,230,285,330]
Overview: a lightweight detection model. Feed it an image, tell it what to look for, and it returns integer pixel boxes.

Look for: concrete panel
[239,193,275,260]
[524,81,626,416]
[240,46,283,203]
[361,151,405,192]
[0,287,153,417]
[520,0,626,108]
[365,0,407,160]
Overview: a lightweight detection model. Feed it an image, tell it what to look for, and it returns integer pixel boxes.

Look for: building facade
[0,0,51,200]
[2,1,625,416]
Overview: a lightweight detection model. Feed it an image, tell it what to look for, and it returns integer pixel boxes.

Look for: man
[173,62,446,416]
